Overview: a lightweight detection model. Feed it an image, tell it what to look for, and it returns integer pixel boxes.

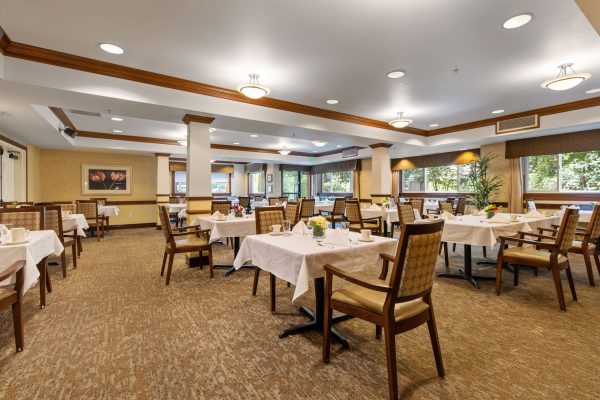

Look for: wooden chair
[455,198,466,215]
[345,200,382,235]
[319,198,346,228]
[238,196,250,210]
[90,197,110,233]
[391,204,416,237]
[44,206,77,278]
[495,208,580,311]
[438,201,453,214]
[0,261,25,352]
[268,197,282,206]
[537,204,600,287]
[158,206,213,285]
[77,200,103,241]
[285,202,299,226]
[252,206,286,313]
[409,199,423,217]
[359,198,373,208]
[254,195,264,202]
[298,198,316,223]
[211,200,231,215]
[323,220,445,400]
[57,202,82,256]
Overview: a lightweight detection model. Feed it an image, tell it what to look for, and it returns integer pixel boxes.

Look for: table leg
[436,244,496,289]
[210,237,255,276]
[279,277,351,348]
[383,221,389,238]
[37,256,49,309]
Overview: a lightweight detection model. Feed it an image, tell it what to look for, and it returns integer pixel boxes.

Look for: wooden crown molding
[154,152,171,157]
[49,106,76,131]
[169,157,186,162]
[78,131,180,145]
[182,114,215,125]
[0,132,27,151]
[0,29,9,55]
[211,143,314,157]
[369,143,393,149]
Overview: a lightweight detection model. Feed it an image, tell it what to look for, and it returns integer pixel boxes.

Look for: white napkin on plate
[488,213,510,223]
[369,204,381,211]
[212,211,222,218]
[524,210,545,218]
[292,220,310,235]
[440,211,455,220]
[322,229,351,247]
[567,205,580,209]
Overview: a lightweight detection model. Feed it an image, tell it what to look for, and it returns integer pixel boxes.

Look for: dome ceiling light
[238,73,271,99]
[312,141,327,147]
[502,13,533,29]
[389,112,413,128]
[541,63,591,91]
[99,43,124,55]
[386,70,405,79]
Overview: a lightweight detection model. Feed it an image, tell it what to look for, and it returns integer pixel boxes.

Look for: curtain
[211,164,234,173]
[508,157,524,213]
[245,163,266,173]
[280,164,311,172]
[391,171,399,201]
[353,170,360,198]
[310,159,359,174]
[505,128,600,158]
[311,173,322,197]
[391,149,479,170]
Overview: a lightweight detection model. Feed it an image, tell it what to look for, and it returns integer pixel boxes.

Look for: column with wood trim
[369,143,393,204]
[155,153,171,228]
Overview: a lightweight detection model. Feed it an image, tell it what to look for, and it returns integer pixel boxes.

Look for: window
[173,171,186,194]
[401,165,472,193]
[282,170,309,200]
[211,173,230,193]
[249,171,265,194]
[322,171,353,193]
[526,151,600,192]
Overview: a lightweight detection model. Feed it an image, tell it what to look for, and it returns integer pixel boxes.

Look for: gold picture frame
[82,164,132,195]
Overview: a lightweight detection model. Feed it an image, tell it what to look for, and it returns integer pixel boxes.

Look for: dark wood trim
[156,193,171,197]
[524,192,600,202]
[211,143,314,157]
[105,200,157,205]
[154,152,171,157]
[78,131,180,145]
[0,29,10,55]
[185,209,212,215]
[169,157,186,162]
[182,114,215,125]
[370,194,393,197]
[400,192,473,199]
[49,107,76,131]
[110,223,156,230]
[0,132,27,151]
[369,143,393,149]
[186,196,213,201]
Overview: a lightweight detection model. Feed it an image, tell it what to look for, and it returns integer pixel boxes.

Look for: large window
[249,171,265,194]
[402,165,472,193]
[526,151,600,192]
[282,170,309,200]
[211,173,230,193]
[322,171,353,193]
[173,171,186,194]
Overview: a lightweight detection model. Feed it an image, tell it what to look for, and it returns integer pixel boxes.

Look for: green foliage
[322,171,352,193]
[426,166,457,192]
[466,153,504,209]
[527,151,600,192]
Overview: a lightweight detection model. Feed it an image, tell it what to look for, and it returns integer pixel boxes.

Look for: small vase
[486,211,495,219]
[235,211,243,218]
[312,226,325,238]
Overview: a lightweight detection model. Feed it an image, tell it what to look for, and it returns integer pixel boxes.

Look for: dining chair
[0,261,25,352]
[359,198,373,208]
[2,201,18,208]
[285,202,299,226]
[56,202,82,255]
[495,208,580,311]
[390,204,416,238]
[537,204,600,287]
[278,196,288,203]
[44,205,77,278]
[323,220,445,400]
[319,198,346,228]
[158,206,213,285]
[438,201,454,214]
[90,197,110,233]
[454,198,466,215]
[77,200,103,241]
[252,206,286,313]
[254,195,264,202]
[211,200,231,215]
[238,196,250,210]
[345,200,382,235]
[409,199,423,217]
[298,198,316,223]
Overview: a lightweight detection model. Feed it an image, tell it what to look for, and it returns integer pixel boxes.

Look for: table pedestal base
[437,244,496,289]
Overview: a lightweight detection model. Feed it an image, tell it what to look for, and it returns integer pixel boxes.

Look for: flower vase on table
[309,216,328,239]
[484,204,501,219]
[232,204,244,218]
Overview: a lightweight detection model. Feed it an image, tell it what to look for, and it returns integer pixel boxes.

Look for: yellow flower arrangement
[309,216,329,231]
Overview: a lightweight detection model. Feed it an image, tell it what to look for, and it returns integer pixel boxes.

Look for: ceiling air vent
[496,114,539,134]
[342,147,358,158]
[69,109,102,117]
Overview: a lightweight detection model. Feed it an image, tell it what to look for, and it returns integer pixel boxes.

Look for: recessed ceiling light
[99,43,124,55]
[502,13,533,29]
[233,142,240,145]
[541,63,591,91]
[387,70,405,79]
[238,73,271,99]
[336,145,342,148]
[585,88,600,94]
[112,130,123,133]
[278,149,291,155]
[178,140,187,146]
[110,117,123,122]
[250,134,259,138]
[209,127,216,132]
[312,141,327,147]
[326,99,339,105]
[491,109,505,114]
[429,123,439,127]
[389,112,413,128]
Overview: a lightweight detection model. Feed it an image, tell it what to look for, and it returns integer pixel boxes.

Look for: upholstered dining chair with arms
[495,208,580,311]
[345,200,382,235]
[319,198,346,228]
[323,220,445,400]
[44,206,77,278]
[454,198,466,215]
[211,200,231,215]
[158,206,213,285]
[0,261,26,352]
[390,203,416,238]
[298,198,316,223]
[90,197,110,233]
[438,201,454,214]
[409,199,423,218]
[77,200,103,241]
[238,196,250,211]
[284,202,299,226]
[57,202,82,256]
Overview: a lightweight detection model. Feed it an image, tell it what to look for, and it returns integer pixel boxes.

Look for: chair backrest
[345,200,362,224]
[34,202,54,206]
[527,200,536,211]
[285,202,299,225]
[332,199,346,216]
[238,196,250,208]
[455,198,466,215]
[0,206,45,231]
[90,197,107,206]
[169,196,179,203]
[397,204,416,226]
[211,200,231,215]
[409,199,423,215]
[586,204,600,241]
[299,198,315,218]
[254,195,264,202]
[439,201,454,214]
[554,208,580,252]
[158,206,175,244]
[77,200,99,220]
[388,220,444,301]
[254,206,285,234]
[44,205,64,242]
[359,198,372,208]
[58,202,77,214]
[268,197,280,206]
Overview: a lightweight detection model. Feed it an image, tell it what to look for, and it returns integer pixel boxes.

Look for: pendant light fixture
[238,73,271,99]
[389,112,413,128]
[541,63,591,91]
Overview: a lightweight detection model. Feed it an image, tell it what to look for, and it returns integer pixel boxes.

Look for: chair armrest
[175,225,201,232]
[378,253,395,280]
[519,231,557,241]
[537,227,558,234]
[500,236,557,250]
[380,253,395,263]
[324,264,392,293]
[0,261,25,282]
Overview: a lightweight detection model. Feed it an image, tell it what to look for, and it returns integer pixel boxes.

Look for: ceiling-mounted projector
[60,126,77,138]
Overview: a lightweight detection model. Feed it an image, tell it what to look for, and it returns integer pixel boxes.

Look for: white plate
[1,239,30,246]
[358,237,374,242]
[269,232,284,236]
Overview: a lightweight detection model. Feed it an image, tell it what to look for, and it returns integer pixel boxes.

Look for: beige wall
[27,145,42,202]
[39,150,157,225]
[480,142,509,203]
[359,158,372,198]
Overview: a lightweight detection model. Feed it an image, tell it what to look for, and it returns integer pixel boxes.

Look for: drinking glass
[283,220,292,236]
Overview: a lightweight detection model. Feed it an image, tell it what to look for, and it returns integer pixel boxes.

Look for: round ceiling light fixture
[389,112,413,128]
[112,130,123,133]
[250,134,259,138]
[99,43,124,55]
[110,117,123,122]
[502,13,533,29]
[312,141,327,147]
[386,70,406,79]
[209,127,216,133]
[491,109,505,114]
[238,73,271,99]
[429,123,439,127]
[541,63,591,91]
[278,149,291,155]
[585,88,600,94]
[326,99,339,105]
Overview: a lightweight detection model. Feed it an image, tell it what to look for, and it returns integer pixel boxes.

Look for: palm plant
[466,153,503,210]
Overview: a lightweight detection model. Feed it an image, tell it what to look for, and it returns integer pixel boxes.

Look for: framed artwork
[267,174,273,183]
[82,164,132,195]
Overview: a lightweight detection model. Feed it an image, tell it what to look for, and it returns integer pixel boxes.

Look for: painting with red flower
[82,164,132,195]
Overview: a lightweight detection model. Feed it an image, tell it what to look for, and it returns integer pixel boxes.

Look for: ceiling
[1,0,600,162]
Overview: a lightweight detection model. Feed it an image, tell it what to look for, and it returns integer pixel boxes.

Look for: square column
[155,153,171,228]
[369,143,393,204]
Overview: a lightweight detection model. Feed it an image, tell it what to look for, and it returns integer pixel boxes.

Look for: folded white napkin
[292,220,310,235]
[369,204,381,211]
[282,201,287,208]
[440,211,456,220]
[212,211,222,218]
[0,224,8,237]
[524,210,545,218]
[322,229,351,247]
[488,213,510,223]
[567,205,580,209]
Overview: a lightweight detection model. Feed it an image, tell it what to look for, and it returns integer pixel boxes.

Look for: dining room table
[0,230,64,308]
[360,206,421,237]
[98,205,120,217]
[233,229,398,347]
[314,200,335,214]
[62,213,89,237]
[436,213,561,288]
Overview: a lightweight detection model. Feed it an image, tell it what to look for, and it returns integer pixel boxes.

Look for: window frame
[211,172,231,194]
[320,171,354,194]
[524,153,600,194]
[248,171,266,195]
[400,165,472,194]
[172,170,187,195]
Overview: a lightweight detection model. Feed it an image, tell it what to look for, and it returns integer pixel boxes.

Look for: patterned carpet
[0,228,599,399]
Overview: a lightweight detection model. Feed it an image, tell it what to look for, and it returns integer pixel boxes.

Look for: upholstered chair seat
[502,247,569,268]
[569,240,595,253]
[0,287,16,302]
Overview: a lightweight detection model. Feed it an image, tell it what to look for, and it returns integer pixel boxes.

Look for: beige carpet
[0,228,599,399]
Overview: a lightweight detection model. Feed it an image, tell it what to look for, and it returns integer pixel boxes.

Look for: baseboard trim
[110,223,156,230]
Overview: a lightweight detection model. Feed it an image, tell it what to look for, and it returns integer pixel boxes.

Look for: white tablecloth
[441,214,560,248]
[178,209,188,219]
[193,215,256,244]
[554,210,593,223]
[166,203,186,213]
[0,230,64,293]
[251,200,269,209]
[98,205,120,217]
[234,230,398,301]
[315,201,334,213]
[62,214,89,237]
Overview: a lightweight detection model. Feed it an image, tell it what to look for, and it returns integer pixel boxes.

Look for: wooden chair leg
[12,295,24,352]
[383,322,399,400]
[270,273,276,314]
[495,253,503,296]
[482,246,487,258]
[96,224,100,242]
[452,243,456,252]
[513,266,519,286]
[252,268,260,296]
[443,242,449,268]
[77,236,82,256]
[38,259,46,309]
[165,252,175,286]
[594,252,600,277]
[582,252,595,287]
[427,308,445,378]
[322,297,333,363]
[208,247,214,278]
[551,267,566,311]
[45,264,52,293]
[60,250,67,278]
[160,250,168,276]
[106,217,110,233]
[71,242,77,270]
[375,325,382,339]
[565,266,577,301]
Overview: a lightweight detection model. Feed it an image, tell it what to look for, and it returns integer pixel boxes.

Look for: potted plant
[466,153,504,210]
[232,204,244,218]
[309,216,329,238]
